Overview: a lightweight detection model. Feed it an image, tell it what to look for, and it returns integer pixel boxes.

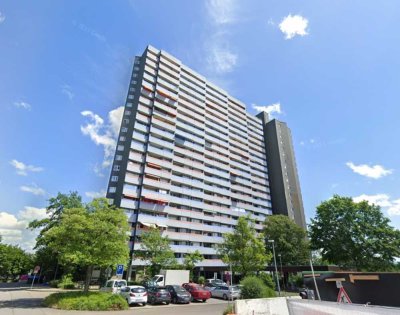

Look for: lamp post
[267,239,281,296]
[278,253,285,295]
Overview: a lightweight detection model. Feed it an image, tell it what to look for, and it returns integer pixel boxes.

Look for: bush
[240,276,276,299]
[57,274,75,289]
[258,272,275,290]
[223,304,234,315]
[43,291,128,311]
[198,276,205,285]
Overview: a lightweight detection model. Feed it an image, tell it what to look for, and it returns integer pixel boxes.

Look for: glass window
[121,127,128,133]
[126,102,133,108]
[116,155,123,161]
[113,165,120,171]
[108,187,116,193]
[111,176,118,182]
[117,145,124,151]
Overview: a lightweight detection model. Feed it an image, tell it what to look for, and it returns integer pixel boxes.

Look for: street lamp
[267,239,281,296]
[278,253,285,295]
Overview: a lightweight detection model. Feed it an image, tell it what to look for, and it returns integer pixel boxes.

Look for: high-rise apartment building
[106,45,304,275]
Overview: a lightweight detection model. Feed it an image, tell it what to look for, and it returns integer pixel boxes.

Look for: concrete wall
[234,297,299,315]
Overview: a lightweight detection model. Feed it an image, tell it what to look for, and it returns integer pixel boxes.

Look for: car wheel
[166,302,170,305]
[172,297,177,304]
[202,299,207,303]
[223,294,228,300]
[142,303,146,306]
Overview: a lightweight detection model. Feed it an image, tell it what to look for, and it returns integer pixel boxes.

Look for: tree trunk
[84,266,93,293]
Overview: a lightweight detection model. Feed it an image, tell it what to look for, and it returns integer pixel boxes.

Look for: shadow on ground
[0,298,44,309]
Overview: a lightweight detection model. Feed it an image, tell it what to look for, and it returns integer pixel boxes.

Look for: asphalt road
[0,283,230,315]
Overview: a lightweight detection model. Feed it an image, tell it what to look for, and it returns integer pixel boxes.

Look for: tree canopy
[184,250,204,271]
[0,240,33,280]
[135,227,176,276]
[217,215,271,277]
[42,198,129,291]
[309,195,400,271]
[263,215,310,265]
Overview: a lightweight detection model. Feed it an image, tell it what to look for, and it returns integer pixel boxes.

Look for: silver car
[211,285,241,300]
[119,285,148,306]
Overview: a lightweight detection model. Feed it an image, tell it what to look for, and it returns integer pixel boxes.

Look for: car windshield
[173,286,186,292]
[157,288,168,293]
[131,287,145,293]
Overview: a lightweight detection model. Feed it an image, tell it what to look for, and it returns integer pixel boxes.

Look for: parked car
[211,285,241,300]
[166,285,191,304]
[100,279,127,294]
[119,285,147,306]
[205,278,226,287]
[140,279,157,289]
[147,286,171,305]
[182,283,211,302]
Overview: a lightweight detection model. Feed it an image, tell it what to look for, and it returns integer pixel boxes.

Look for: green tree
[217,216,272,277]
[29,192,83,249]
[263,215,310,265]
[309,195,400,271]
[184,250,204,280]
[0,241,33,281]
[135,227,176,276]
[43,198,129,292]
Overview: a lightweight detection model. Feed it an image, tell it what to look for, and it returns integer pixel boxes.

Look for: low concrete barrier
[234,296,301,315]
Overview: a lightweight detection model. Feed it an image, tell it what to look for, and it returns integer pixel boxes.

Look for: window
[121,127,128,133]
[132,73,138,78]
[119,136,126,142]
[115,155,123,161]
[123,119,129,125]
[111,176,118,182]
[125,110,131,116]
[113,165,120,171]
[132,80,137,85]
[134,66,140,71]
[126,102,133,108]
[108,187,116,193]
[128,95,134,100]
[117,145,124,151]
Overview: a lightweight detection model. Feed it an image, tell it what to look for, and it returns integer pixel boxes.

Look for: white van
[100,279,127,294]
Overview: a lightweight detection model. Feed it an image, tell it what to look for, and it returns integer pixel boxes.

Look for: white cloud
[20,184,46,196]
[0,11,5,23]
[353,194,392,208]
[207,47,238,74]
[108,106,124,137]
[346,162,392,179]
[61,84,74,100]
[0,207,47,251]
[206,0,237,25]
[10,159,44,176]
[204,0,239,75]
[14,101,31,110]
[353,194,400,217]
[85,189,106,199]
[252,102,282,118]
[80,106,123,173]
[279,14,309,40]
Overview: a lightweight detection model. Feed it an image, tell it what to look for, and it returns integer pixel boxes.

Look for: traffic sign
[337,287,352,303]
[33,266,40,274]
[116,264,124,276]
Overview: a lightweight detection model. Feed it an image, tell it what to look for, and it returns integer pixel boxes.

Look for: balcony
[140,201,167,212]
[146,155,173,169]
[229,159,250,172]
[173,155,204,171]
[230,176,251,186]
[157,77,179,93]
[139,96,153,107]
[122,186,139,198]
[126,162,143,174]
[150,126,174,142]
[158,69,180,86]
[203,175,230,188]
[130,141,146,153]
[175,129,205,146]
[170,185,205,199]
[132,132,148,143]
[151,117,176,133]
[147,145,174,160]
[204,156,230,172]
[173,165,204,181]
[142,177,171,190]
[134,123,149,134]
[173,146,204,161]
[136,113,150,125]
[178,98,205,116]
[168,195,204,209]
[158,63,179,80]
[129,151,145,163]
[149,135,175,150]
[170,245,216,255]
[231,184,252,195]
[202,193,231,206]
[124,173,141,185]
[120,198,138,210]
[153,109,176,125]
[155,89,178,107]
[204,166,230,179]
[137,104,151,116]
[170,175,205,190]
[141,189,170,202]
[144,166,171,179]
[174,137,204,153]
[163,231,223,244]
[202,183,231,196]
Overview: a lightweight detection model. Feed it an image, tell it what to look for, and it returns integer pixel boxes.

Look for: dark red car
[182,283,211,302]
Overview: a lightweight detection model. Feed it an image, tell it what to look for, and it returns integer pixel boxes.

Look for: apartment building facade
[106,45,301,273]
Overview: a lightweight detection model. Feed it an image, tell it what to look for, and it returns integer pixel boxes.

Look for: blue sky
[1,0,400,250]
